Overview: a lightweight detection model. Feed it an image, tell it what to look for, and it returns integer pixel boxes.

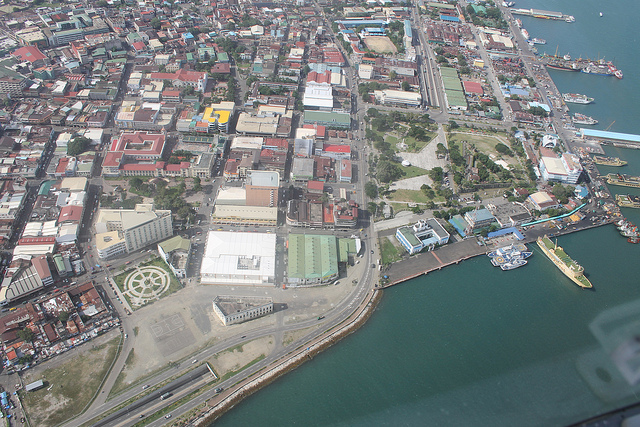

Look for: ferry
[563,93,594,104]
[537,235,592,289]
[616,194,640,209]
[605,173,640,188]
[573,113,598,125]
[521,29,529,40]
[592,156,627,166]
[531,38,546,45]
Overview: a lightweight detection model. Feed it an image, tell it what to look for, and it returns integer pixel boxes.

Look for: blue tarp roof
[441,15,460,22]
[487,227,524,240]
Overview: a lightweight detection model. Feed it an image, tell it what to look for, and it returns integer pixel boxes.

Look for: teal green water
[214,1,640,425]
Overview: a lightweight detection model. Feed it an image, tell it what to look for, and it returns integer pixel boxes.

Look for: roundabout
[122,266,171,307]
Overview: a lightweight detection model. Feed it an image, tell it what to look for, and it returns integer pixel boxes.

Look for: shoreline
[192,288,384,425]
[187,221,612,425]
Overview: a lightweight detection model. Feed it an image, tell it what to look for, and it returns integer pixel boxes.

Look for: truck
[160,392,172,400]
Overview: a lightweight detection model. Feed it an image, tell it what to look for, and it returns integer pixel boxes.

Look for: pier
[510,8,574,22]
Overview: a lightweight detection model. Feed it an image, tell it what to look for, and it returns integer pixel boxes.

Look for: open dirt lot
[363,36,397,54]
[20,334,120,427]
[110,275,358,390]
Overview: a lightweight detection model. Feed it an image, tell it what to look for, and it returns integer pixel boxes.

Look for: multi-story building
[395,219,450,255]
[0,77,26,97]
[212,296,274,326]
[95,204,172,259]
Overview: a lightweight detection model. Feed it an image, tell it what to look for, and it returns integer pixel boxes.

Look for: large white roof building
[200,231,276,286]
[303,82,334,110]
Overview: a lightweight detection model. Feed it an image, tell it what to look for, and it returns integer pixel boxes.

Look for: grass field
[404,133,436,153]
[400,164,428,179]
[380,237,404,266]
[21,336,120,427]
[386,189,446,204]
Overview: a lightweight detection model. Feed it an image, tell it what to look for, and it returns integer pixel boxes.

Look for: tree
[17,327,34,343]
[388,70,397,80]
[150,17,162,31]
[68,136,90,156]
[428,167,444,183]
[365,181,378,199]
[193,177,202,192]
[58,311,69,323]
[401,81,411,91]
[495,143,512,156]
[376,160,403,183]
[448,120,459,130]
[130,177,143,190]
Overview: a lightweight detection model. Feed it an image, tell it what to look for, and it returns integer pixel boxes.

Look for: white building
[212,295,274,326]
[539,153,583,184]
[303,82,334,110]
[200,231,276,286]
[95,204,172,259]
[395,219,450,255]
[157,235,190,279]
[374,89,422,107]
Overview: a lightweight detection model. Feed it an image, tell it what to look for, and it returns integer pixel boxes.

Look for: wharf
[510,8,573,22]
[381,221,612,289]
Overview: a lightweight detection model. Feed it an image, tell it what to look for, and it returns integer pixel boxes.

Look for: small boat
[501,258,527,271]
[599,12,603,17]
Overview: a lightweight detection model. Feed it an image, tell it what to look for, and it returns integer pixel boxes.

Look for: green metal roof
[288,234,339,280]
[38,180,55,196]
[158,235,190,253]
[338,238,356,262]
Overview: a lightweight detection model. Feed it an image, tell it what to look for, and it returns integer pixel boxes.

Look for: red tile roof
[323,144,351,153]
[12,46,47,63]
[110,132,165,158]
[58,205,83,223]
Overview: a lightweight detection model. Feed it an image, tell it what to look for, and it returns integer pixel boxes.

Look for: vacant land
[20,335,120,427]
[448,132,519,166]
[386,189,445,204]
[380,237,404,266]
[363,36,397,53]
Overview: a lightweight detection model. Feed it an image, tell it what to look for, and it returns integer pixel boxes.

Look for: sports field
[363,36,397,53]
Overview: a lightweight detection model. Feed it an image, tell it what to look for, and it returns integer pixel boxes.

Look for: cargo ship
[605,173,640,188]
[573,113,598,125]
[592,156,627,166]
[537,235,592,289]
[563,93,594,104]
[616,194,640,209]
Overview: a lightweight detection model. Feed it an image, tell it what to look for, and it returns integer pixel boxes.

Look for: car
[192,359,198,364]
[215,387,223,393]
[142,385,150,390]
[371,264,375,268]
[165,414,172,419]
[139,414,145,418]
[370,250,374,254]
[241,335,246,339]
[124,334,128,339]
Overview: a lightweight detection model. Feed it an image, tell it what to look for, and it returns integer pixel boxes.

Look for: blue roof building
[336,20,387,29]
[404,20,413,39]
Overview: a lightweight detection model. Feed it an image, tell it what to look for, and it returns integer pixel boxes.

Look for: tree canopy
[68,136,90,156]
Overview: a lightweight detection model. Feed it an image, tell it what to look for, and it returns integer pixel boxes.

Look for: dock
[382,237,488,288]
[510,8,574,22]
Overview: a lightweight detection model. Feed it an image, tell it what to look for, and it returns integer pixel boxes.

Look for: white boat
[501,258,528,270]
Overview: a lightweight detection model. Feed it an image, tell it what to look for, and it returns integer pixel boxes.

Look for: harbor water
[215,1,640,425]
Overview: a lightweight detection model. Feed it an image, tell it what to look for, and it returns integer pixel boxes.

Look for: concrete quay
[381,219,613,289]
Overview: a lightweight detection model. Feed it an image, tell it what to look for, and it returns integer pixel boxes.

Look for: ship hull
[537,236,592,289]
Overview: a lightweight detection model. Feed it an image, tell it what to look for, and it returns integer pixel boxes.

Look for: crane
[605,120,615,131]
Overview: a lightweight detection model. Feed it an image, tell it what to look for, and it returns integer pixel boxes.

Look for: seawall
[190,288,383,426]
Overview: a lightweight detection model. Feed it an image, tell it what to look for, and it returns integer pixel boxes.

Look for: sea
[214,1,640,425]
